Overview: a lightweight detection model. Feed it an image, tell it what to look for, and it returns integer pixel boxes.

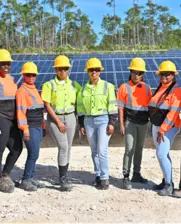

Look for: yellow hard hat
[0,49,13,62]
[85,58,104,72]
[156,60,178,75]
[53,55,71,68]
[128,57,147,72]
[21,62,39,75]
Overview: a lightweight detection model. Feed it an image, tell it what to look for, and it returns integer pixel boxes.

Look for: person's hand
[107,124,114,136]
[80,127,86,136]
[23,130,30,141]
[57,121,67,133]
[43,129,46,137]
[120,125,125,136]
[157,131,164,144]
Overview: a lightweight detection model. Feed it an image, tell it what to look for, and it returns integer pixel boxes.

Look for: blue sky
[72,0,181,43]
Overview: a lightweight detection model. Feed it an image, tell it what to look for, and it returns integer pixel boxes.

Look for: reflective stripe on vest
[21,86,44,109]
[81,81,108,97]
[50,79,76,92]
[149,85,180,111]
[0,82,15,100]
[125,83,148,111]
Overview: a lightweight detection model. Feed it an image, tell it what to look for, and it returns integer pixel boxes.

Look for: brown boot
[96,179,109,190]
[0,175,15,193]
[172,189,181,198]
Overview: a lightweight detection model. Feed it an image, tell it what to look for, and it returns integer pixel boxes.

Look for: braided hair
[152,73,176,98]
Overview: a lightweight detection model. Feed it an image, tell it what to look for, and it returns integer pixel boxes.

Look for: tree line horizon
[1,0,181,53]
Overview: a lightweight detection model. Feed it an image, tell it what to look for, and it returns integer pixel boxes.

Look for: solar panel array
[10,53,181,91]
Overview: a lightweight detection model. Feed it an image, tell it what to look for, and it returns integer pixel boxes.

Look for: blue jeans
[84,115,111,180]
[23,127,43,180]
[152,125,180,184]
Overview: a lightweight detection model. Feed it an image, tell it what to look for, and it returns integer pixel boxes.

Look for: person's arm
[77,88,86,136]
[157,90,181,143]
[41,82,66,133]
[117,84,126,136]
[44,102,66,133]
[16,89,29,140]
[118,108,125,136]
[107,84,118,135]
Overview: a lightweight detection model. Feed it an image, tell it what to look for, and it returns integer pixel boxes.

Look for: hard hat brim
[0,59,13,62]
[53,65,72,68]
[128,66,147,72]
[85,67,104,72]
[156,71,179,75]
[20,71,39,75]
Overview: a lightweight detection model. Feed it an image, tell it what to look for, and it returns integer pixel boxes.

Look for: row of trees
[0,0,181,52]
[0,0,97,51]
[101,0,181,49]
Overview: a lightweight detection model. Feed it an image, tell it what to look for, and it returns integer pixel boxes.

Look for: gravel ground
[1,145,181,223]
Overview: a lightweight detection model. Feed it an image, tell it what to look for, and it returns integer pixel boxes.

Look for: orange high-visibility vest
[149,83,181,134]
[117,80,152,124]
[0,74,17,120]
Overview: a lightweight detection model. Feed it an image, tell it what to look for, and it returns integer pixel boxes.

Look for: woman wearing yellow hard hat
[77,58,118,190]
[117,57,152,190]
[41,55,81,192]
[148,60,181,197]
[0,49,23,193]
[16,62,46,191]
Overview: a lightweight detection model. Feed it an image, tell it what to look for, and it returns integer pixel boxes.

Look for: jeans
[152,125,180,184]
[23,127,43,180]
[84,115,111,180]
[123,120,148,176]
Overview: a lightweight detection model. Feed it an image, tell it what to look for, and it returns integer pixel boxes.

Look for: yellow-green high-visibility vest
[42,76,81,114]
[77,78,118,116]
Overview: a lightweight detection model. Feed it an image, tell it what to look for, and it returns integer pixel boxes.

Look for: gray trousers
[123,120,148,176]
[47,113,76,166]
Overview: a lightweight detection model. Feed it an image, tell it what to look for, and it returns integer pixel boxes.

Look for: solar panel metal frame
[10,54,181,91]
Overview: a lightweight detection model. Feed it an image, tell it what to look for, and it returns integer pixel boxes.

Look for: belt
[56,112,74,115]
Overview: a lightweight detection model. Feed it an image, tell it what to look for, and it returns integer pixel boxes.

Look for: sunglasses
[25,73,36,77]
[57,67,69,71]
[0,62,11,66]
[88,68,101,72]
[160,73,171,77]
[131,71,143,76]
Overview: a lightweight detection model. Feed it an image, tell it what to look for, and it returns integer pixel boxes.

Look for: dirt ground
[1,144,181,223]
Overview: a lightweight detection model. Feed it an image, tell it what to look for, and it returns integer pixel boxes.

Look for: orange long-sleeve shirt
[16,82,44,133]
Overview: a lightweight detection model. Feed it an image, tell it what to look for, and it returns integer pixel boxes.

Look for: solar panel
[10,53,181,91]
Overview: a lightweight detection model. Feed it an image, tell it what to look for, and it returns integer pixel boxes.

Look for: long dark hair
[152,73,176,100]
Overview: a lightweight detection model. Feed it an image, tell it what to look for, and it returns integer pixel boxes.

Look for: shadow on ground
[10,164,156,192]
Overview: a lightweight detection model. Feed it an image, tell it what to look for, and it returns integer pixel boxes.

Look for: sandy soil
[1,145,181,223]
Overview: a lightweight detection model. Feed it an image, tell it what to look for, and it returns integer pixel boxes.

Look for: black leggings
[0,117,23,176]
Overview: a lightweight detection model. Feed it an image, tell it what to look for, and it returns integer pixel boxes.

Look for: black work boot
[153,178,165,190]
[30,179,46,188]
[158,183,173,196]
[59,176,72,191]
[179,181,181,189]
[20,179,37,192]
[131,172,148,184]
[0,175,15,193]
[92,176,101,187]
[123,177,132,190]
[59,165,72,192]
[96,179,109,190]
